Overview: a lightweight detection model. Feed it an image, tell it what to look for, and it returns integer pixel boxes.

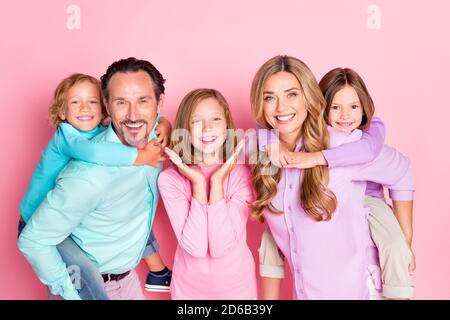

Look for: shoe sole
[145,285,170,292]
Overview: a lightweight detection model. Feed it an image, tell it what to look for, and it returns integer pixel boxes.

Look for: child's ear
[58,111,66,121]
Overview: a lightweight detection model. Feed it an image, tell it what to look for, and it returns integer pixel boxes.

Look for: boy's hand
[155,117,172,148]
[135,139,166,167]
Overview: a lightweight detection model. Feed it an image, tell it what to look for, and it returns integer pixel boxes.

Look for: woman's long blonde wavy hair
[250,55,337,222]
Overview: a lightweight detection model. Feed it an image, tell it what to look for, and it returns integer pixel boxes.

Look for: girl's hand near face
[209,140,245,204]
[211,140,245,184]
[165,147,208,204]
[164,147,205,184]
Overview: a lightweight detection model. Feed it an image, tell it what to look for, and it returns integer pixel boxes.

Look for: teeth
[337,122,354,127]
[202,136,216,142]
[276,114,294,121]
[77,116,94,120]
[125,123,143,128]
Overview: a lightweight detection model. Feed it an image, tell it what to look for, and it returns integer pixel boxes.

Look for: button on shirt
[18,123,161,300]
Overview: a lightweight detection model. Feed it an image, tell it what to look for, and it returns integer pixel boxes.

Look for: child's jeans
[18,220,159,300]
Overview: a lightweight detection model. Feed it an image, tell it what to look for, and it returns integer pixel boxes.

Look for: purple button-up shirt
[264,127,414,299]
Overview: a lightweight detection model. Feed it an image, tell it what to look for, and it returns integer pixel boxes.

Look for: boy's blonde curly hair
[49,73,108,128]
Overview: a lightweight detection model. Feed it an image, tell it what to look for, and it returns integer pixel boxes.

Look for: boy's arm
[19,134,70,222]
[58,123,137,166]
[59,120,165,167]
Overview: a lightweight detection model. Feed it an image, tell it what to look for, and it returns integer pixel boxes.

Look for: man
[18,57,165,300]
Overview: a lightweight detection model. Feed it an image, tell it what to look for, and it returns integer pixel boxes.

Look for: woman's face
[262,72,307,143]
[189,97,228,156]
[327,85,363,133]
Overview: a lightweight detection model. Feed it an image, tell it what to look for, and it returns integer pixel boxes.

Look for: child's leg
[142,229,171,292]
[56,237,110,300]
[365,196,414,299]
[142,229,166,272]
[259,228,285,299]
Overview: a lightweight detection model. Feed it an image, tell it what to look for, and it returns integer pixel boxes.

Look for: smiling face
[262,71,307,145]
[327,85,363,132]
[59,80,103,131]
[189,97,228,157]
[105,70,163,148]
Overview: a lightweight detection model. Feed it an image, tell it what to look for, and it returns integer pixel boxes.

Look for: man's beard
[119,120,150,147]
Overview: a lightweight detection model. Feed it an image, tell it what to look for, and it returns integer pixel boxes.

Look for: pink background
[1,0,449,299]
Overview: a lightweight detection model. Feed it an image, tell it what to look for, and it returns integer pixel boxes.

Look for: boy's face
[105,70,162,148]
[59,81,103,131]
[328,85,363,133]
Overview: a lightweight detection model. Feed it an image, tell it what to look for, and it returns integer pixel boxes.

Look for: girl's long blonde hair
[250,55,337,222]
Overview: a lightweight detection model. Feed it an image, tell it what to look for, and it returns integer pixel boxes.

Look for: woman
[250,55,414,299]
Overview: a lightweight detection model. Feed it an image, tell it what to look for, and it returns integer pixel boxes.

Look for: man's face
[105,71,163,148]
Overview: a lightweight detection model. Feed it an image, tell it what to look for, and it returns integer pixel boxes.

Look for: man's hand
[134,139,165,167]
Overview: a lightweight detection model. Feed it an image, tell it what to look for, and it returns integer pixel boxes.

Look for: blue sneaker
[145,269,172,292]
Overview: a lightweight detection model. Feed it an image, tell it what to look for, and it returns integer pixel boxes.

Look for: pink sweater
[158,163,257,300]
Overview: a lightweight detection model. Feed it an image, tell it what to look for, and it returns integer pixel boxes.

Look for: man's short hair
[101,57,166,102]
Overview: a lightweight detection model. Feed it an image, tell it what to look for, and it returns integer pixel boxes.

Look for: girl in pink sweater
[158,89,257,299]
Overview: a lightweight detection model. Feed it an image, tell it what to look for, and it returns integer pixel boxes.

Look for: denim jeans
[18,220,160,299]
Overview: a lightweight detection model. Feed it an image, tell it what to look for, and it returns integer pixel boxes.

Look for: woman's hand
[134,139,165,167]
